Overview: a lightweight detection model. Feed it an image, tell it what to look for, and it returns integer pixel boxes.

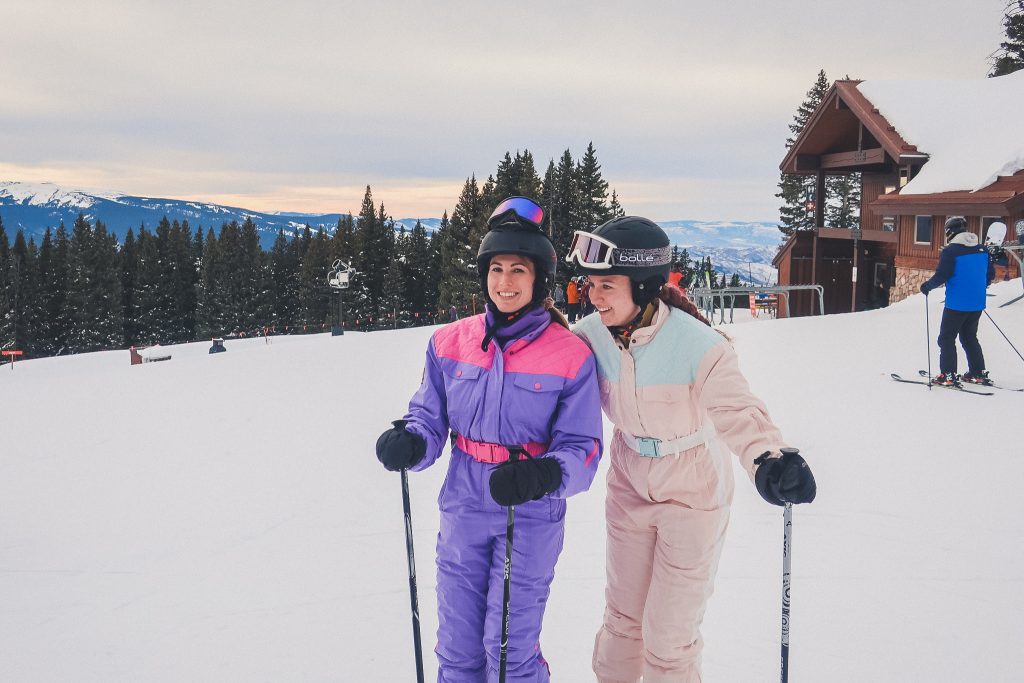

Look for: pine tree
[609,189,625,218]
[777,69,830,236]
[514,151,543,199]
[43,224,70,354]
[192,225,205,263]
[299,228,332,330]
[382,226,406,328]
[269,229,301,331]
[197,226,226,337]
[575,142,612,232]
[438,177,484,314]
[235,217,273,335]
[7,230,34,354]
[404,220,434,323]
[346,188,396,329]
[90,220,124,349]
[547,149,578,266]
[133,220,173,344]
[167,219,198,343]
[493,152,516,200]
[63,214,122,353]
[991,1,1024,76]
[121,228,139,346]
[428,212,449,320]
[331,213,357,264]
[826,173,861,228]
[0,216,10,346]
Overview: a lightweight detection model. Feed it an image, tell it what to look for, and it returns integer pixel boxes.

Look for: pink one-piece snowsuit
[574,300,789,683]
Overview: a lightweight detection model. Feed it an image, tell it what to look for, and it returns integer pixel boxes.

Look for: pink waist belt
[454,434,548,464]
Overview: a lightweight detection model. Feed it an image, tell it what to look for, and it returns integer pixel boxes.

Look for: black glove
[488,456,562,506]
[920,282,930,295]
[754,447,816,506]
[375,420,426,472]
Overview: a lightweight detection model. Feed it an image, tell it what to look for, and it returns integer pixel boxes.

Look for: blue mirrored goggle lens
[490,197,545,227]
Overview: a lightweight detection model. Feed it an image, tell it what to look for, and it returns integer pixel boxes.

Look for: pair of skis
[890,370,1022,396]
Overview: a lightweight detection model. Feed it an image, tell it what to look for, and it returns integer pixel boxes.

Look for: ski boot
[962,370,994,386]
[931,372,960,387]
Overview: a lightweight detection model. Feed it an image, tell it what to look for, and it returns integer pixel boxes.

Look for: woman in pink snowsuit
[565,217,817,683]
[376,197,604,682]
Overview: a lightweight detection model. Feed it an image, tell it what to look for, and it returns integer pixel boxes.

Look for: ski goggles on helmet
[488,196,545,230]
[565,230,672,269]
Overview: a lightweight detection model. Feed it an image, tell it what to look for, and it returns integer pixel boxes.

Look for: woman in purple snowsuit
[376,197,604,682]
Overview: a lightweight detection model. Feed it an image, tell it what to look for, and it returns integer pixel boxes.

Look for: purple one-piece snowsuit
[403,306,604,682]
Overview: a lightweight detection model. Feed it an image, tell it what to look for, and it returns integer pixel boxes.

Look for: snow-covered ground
[2,283,1023,682]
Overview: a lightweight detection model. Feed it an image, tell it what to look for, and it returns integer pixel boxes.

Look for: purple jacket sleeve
[402,337,450,472]
[545,353,604,499]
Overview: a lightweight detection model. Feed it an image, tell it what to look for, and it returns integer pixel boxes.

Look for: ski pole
[400,469,425,683]
[780,501,793,683]
[983,310,1024,365]
[498,448,522,683]
[925,294,933,389]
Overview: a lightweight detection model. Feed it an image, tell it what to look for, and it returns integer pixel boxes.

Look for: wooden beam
[795,154,820,172]
[817,227,898,243]
[820,148,887,169]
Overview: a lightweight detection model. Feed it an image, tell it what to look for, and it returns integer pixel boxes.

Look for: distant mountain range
[0,181,783,284]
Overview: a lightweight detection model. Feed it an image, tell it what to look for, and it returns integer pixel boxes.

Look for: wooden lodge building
[773,74,1024,317]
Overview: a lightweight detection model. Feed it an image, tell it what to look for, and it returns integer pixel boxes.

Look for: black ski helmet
[476,197,557,305]
[567,216,672,306]
[944,216,967,242]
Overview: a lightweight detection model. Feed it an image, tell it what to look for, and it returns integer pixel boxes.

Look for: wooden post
[810,230,818,316]
[2,349,23,370]
[851,235,859,313]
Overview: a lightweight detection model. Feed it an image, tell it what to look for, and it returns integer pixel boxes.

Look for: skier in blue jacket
[920,216,995,386]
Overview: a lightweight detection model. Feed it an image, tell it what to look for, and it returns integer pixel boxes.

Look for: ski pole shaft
[925,294,932,389]
[401,469,425,683]
[984,310,1024,364]
[780,502,792,683]
[499,448,521,683]
[498,502,515,683]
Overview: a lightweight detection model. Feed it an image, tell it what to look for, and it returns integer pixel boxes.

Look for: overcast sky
[0,1,1009,221]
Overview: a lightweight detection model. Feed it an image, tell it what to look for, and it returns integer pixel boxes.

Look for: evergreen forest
[3,144,716,359]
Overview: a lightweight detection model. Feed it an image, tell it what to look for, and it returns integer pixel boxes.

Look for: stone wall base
[892,267,933,305]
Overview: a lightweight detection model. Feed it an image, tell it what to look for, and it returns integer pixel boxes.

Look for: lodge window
[915,216,932,245]
[882,216,895,232]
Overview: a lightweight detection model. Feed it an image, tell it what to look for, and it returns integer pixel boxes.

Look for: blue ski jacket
[921,232,994,311]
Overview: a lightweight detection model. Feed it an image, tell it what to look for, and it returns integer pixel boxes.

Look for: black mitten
[754,447,816,506]
[488,456,562,506]
[375,420,427,472]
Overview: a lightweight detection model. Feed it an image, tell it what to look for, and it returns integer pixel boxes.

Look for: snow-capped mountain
[1,182,781,283]
[656,220,783,285]
[0,181,348,246]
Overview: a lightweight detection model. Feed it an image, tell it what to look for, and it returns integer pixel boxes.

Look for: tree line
[3,143,678,359]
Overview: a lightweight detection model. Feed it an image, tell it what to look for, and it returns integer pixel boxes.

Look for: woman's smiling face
[487,254,536,313]
[586,274,641,326]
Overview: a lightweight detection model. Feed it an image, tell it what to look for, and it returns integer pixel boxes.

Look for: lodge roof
[781,71,1024,213]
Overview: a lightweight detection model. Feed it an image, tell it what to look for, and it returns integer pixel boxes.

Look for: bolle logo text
[617,253,655,263]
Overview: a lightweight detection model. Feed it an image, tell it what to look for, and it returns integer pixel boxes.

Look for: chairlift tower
[327,260,355,336]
